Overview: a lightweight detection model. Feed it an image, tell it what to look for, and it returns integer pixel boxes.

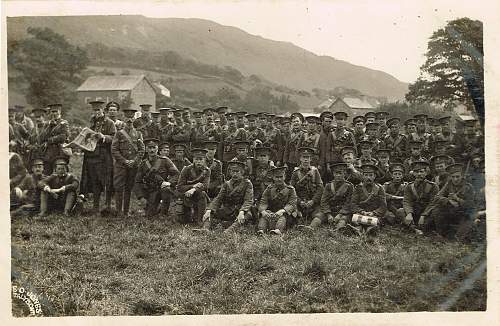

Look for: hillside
[7,15,408,101]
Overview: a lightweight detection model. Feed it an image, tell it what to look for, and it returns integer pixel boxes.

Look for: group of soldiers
[9,100,486,240]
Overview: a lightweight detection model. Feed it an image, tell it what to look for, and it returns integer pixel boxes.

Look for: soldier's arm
[136,138,145,163]
[373,186,388,217]
[403,186,414,215]
[422,184,440,216]
[48,121,69,144]
[350,186,363,214]
[258,186,270,213]
[208,182,227,211]
[240,180,254,212]
[163,157,180,186]
[320,184,332,215]
[339,184,354,215]
[102,121,116,144]
[133,163,146,199]
[210,162,224,188]
[111,132,127,165]
[197,169,211,192]
[283,187,297,215]
[311,169,324,204]
[175,167,191,193]
[65,175,79,192]
[289,170,298,187]
[10,155,27,187]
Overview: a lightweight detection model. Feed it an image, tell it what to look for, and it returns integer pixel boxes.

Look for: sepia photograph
[3,0,497,322]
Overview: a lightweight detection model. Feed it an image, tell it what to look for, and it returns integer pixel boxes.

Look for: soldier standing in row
[80,100,116,213]
[222,112,247,165]
[332,111,356,163]
[202,161,254,232]
[134,138,180,218]
[284,113,304,180]
[383,117,406,163]
[111,106,145,217]
[318,111,335,182]
[204,141,224,199]
[38,103,70,175]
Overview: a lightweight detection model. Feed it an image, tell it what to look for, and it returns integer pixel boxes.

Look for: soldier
[375,111,389,139]
[27,107,48,165]
[301,116,321,165]
[430,163,476,240]
[221,112,247,164]
[375,149,392,184]
[430,155,453,190]
[455,119,482,164]
[341,146,364,186]
[245,114,265,154]
[10,151,29,213]
[250,146,275,204]
[202,161,254,232]
[290,147,323,225]
[135,104,161,140]
[350,164,388,235]
[402,161,439,234]
[235,111,247,129]
[11,158,48,217]
[364,122,383,152]
[39,157,79,217]
[158,107,175,143]
[403,140,426,181]
[105,101,121,124]
[38,103,70,175]
[257,166,298,235]
[191,111,207,149]
[414,114,431,155]
[364,111,376,124]
[215,106,228,127]
[204,141,224,199]
[169,110,192,151]
[352,115,367,145]
[134,138,179,218]
[159,142,170,158]
[112,106,145,217]
[356,140,378,167]
[383,117,407,163]
[404,118,418,140]
[332,111,356,163]
[383,163,407,225]
[318,112,335,182]
[171,144,192,172]
[262,114,283,164]
[305,162,354,230]
[14,105,35,134]
[284,112,305,180]
[80,100,116,213]
[277,116,292,165]
[175,148,211,224]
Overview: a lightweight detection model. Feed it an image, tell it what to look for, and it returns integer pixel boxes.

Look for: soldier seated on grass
[383,163,407,225]
[257,166,298,236]
[11,157,47,217]
[201,161,254,233]
[350,164,388,236]
[402,160,439,235]
[39,157,79,217]
[429,163,477,241]
[134,138,179,219]
[175,148,211,225]
[306,162,353,231]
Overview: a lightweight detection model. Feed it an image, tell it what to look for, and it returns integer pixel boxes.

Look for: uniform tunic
[38,118,70,174]
[208,178,254,221]
[351,182,387,217]
[320,180,354,220]
[290,166,323,218]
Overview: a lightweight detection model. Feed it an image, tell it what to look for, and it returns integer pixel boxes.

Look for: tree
[10,27,90,108]
[405,18,483,125]
[211,87,241,107]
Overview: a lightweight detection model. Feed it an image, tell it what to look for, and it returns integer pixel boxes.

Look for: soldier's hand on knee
[237,211,245,224]
[404,213,413,225]
[418,215,426,226]
[276,209,286,217]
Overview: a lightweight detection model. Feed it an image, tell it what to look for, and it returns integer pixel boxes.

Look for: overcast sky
[3,0,493,83]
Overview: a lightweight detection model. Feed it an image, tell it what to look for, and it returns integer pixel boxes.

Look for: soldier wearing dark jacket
[250,147,275,202]
[38,103,70,175]
[221,113,247,163]
[134,138,180,218]
[403,161,439,234]
[308,162,353,230]
[290,147,323,224]
[171,144,192,172]
[112,107,145,217]
[318,112,335,182]
[382,118,407,163]
[80,101,116,213]
[175,148,211,224]
[257,166,297,235]
[202,161,254,232]
[383,163,407,225]
[284,113,305,180]
[331,111,356,163]
[39,157,79,216]
[204,141,224,198]
[430,163,476,240]
[134,104,161,140]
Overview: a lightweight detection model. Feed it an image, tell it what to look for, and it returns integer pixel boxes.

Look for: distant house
[77,75,156,110]
[327,97,377,121]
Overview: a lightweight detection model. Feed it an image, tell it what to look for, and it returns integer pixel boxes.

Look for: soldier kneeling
[39,157,79,217]
[201,161,253,232]
[307,162,354,230]
[257,166,298,235]
[175,148,211,225]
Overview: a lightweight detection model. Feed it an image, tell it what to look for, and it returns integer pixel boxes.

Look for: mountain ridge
[7,15,408,101]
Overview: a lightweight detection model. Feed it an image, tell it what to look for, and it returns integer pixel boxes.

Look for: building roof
[77,75,153,92]
[317,97,336,109]
[341,97,375,109]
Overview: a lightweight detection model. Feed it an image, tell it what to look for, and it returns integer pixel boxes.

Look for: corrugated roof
[77,75,151,91]
[317,97,336,109]
[342,97,375,109]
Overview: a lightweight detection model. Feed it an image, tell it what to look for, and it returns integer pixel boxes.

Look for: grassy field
[10,156,486,316]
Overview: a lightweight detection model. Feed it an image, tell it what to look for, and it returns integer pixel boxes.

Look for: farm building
[327,97,378,121]
[76,75,156,110]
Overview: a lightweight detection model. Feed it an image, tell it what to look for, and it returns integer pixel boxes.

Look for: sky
[2,0,493,83]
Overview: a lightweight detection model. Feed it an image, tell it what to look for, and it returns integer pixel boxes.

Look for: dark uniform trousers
[403,180,439,231]
[384,181,407,225]
[134,155,180,218]
[311,180,354,228]
[204,178,254,231]
[429,180,476,240]
[39,173,79,215]
[175,165,211,224]
[290,166,324,224]
[112,127,145,216]
[258,184,297,233]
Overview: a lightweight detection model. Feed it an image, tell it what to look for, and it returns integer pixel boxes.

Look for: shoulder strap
[119,129,138,152]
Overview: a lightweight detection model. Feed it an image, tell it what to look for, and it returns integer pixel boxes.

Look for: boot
[275,216,287,234]
[309,217,322,229]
